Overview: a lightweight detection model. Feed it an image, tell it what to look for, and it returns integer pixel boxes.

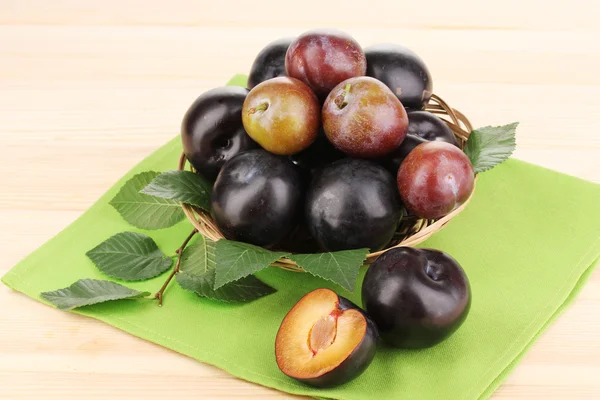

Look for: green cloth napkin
[3,75,600,400]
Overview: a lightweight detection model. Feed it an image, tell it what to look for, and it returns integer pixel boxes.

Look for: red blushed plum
[322,77,409,158]
[242,77,320,155]
[385,110,459,174]
[275,288,378,387]
[397,141,474,219]
[285,29,366,98]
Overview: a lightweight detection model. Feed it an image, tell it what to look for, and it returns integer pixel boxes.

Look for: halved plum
[275,288,378,387]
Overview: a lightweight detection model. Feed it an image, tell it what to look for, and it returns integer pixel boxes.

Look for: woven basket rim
[179,93,474,272]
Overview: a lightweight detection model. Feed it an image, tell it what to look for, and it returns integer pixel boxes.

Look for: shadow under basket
[178,93,476,272]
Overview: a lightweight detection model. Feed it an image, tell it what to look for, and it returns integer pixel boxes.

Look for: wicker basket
[178,94,474,272]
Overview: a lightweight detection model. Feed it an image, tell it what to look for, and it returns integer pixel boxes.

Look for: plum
[242,77,320,155]
[397,141,474,219]
[181,86,258,181]
[362,247,471,348]
[306,159,403,252]
[365,44,432,110]
[247,37,294,89]
[386,111,458,173]
[276,222,321,254]
[211,149,302,246]
[276,288,378,387]
[322,76,409,158]
[285,29,366,98]
[289,130,345,172]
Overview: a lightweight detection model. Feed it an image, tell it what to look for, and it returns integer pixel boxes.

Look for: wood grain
[1,1,599,398]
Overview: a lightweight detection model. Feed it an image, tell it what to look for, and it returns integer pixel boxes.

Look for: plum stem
[334,83,352,109]
[249,102,269,114]
[153,228,198,306]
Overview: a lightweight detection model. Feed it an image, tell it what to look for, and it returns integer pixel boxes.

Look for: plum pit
[308,311,340,354]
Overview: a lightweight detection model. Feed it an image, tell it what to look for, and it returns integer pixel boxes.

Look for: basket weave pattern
[179,94,474,272]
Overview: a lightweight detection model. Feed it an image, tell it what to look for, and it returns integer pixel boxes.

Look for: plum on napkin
[3,75,600,400]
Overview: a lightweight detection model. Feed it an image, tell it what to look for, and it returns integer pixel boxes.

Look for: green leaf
[289,249,369,292]
[177,273,275,302]
[109,171,185,230]
[41,279,150,310]
[179,235,218,275]
[176,236,276,302]
[464,122,518,174]
[214,240,289,290]
[86,232,172,281]
[140,170,212,211]
[226,74,248,87]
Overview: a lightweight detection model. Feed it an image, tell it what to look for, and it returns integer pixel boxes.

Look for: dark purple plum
[247,37,294,89]
[181,86,258,181]
[365,44,432,110]
[289,130,346,172]
[306,159,404,252]
[406,111,457,143]
[211,149,302,246]
[362,247,471,348]
[276,288,378,387]
[276,222,320,254]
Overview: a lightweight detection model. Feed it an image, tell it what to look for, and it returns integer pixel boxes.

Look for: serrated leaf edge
[177,272,275,303]
[140,170,211,211]
[109,171,185,230]
[40,279,150,310]
[213,240,289,290]
[465,122,518,174]
[85,232,173,281]
[289,249,368,292]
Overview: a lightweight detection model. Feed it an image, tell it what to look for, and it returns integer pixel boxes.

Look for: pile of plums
[181,29,474,388]
[182,28,475,253]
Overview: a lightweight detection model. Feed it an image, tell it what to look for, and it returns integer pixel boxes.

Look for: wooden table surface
[1,1,600,398]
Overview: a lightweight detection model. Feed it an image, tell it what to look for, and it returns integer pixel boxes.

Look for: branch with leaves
[154,228,197,306]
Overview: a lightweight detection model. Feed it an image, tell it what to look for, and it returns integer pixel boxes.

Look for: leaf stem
[154,228,197,306]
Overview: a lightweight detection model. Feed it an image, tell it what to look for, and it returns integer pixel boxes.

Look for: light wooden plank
[1,2,599,398]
